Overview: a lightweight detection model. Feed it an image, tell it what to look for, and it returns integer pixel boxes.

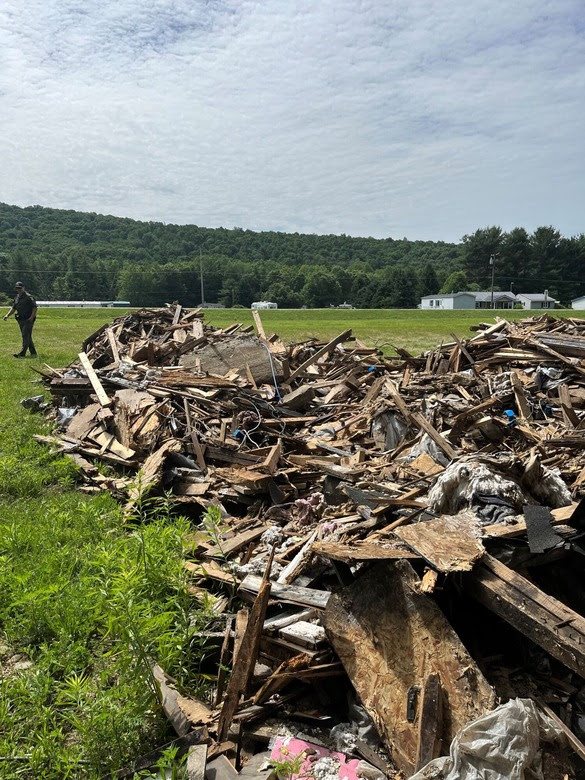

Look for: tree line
[0,203,583,307]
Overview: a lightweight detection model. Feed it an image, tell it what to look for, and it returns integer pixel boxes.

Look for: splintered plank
[396,512,484,573]
[202,526,267,560]
[186,744,207,780]
[411,412,456,460]
[311,541,420,564]
[106,327,121,363]
[415,673,442,771]
[238,575,330,610]
[124,439,181,517]
[183,398,207,472]
[216,570,272,741]
[510,371,532,421]
[251,309,267,340]
[78,351,112,407]
[559,384,580,428]
[466,554,585,678]
[286,329,352,383]
[323,561,495,775]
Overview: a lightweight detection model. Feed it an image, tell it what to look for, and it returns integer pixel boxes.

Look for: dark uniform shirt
[14,292,37,321]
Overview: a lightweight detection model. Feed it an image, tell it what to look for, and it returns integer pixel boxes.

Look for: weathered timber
[466,554,585,678]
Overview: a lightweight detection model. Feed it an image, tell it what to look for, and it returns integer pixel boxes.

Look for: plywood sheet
[323,561,495,774]
[396,511,484,572]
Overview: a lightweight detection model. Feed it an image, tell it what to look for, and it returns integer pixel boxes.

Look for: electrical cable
[260,342,283,402]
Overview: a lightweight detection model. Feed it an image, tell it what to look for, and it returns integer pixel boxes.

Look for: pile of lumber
[33,307,585,778]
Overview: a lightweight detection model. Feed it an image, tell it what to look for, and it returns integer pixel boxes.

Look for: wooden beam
[385,378,412,420]
[415,673,442,771]
[311,541,420,564]
[251,309,267,341]
[106,327,120,363]
[539,702,585,762]
[466,554,585,678]
[510,371,532,421]
[186,744,207,780]
[411,412,456,460]
[78,351,112,407]
[183,398,207,472]
[286,329,352,383]
[217,559,272,741]
[559,384,580,428]
[238,575,330,610]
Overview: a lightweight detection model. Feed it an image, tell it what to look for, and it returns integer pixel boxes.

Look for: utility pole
[489,254,497,309]
[199,248,205,307]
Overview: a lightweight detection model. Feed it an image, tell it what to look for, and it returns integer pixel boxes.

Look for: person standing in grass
[3,281,38,357]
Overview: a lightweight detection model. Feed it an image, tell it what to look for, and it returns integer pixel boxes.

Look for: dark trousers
[17,319,36,356]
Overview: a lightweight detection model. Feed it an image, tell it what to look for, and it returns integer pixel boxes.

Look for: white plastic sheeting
[410,698,562,780]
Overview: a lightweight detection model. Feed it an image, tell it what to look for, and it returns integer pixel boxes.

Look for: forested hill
[0,202,583,307]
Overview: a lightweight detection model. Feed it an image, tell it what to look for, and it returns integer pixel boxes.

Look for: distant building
[420,293,477,310]
[37,300,130,308]
[571,295,585,310]
[420,291,557,310]
[473,291,517,309]
[251,301,278,310]
[515,293,558,310]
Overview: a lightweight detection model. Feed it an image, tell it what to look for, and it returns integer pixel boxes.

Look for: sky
[0,0,583,241]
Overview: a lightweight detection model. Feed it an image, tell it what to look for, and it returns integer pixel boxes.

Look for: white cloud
[0,0,583,240]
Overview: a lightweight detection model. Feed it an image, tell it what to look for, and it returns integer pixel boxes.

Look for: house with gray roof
[515,293,558,310]
[420,290,557,310]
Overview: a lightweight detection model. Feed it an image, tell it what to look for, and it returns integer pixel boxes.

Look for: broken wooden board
[415,673,442,771]
[152,664,191,736]
[311,540,420,564]
[286,329,352,384]
[466,554,585,678]
[202,525,266,560]
[186,744,207,780]
[239,575,330,610]
[396,511,485,573]
[323,561,495,775]
[216,569,272,741]
[124,439,181,517]
[78,351,112,407]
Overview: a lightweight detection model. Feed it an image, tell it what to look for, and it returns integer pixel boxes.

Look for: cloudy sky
[0,0,583,241]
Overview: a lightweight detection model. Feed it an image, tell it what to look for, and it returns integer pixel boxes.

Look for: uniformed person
[3,282,38,357]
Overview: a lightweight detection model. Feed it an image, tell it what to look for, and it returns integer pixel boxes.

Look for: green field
[6,306,582,362]
[0,305,583,778]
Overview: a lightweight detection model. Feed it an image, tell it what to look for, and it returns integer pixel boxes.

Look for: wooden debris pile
[33,307,585,778]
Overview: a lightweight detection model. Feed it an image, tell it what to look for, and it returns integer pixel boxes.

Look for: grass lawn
[0,311,208,779]
[0,304,583,778]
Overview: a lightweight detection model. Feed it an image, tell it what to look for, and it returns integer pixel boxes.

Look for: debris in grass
[31,306,585,777]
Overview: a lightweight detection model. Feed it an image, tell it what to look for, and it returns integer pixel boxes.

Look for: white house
[473,291,517,309]
[251,301,278,310]
[420,292,477,310]
[420,290,558,310]
[571,295,585,310]
[515,293,558,310]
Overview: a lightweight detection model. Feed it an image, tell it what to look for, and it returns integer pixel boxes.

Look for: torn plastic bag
[409,698,562,780]
[371,412,407,451]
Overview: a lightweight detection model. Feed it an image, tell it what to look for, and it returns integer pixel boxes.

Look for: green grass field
[0,305,583,778]
[6,305,579,362]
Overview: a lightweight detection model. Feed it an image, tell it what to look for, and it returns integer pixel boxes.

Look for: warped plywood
[396,511,484,572]
[323,561,495,775]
